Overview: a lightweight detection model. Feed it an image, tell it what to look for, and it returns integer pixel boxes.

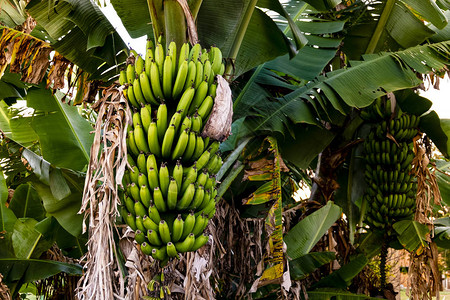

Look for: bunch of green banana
[361,99,421,230]
[119,39,226,262]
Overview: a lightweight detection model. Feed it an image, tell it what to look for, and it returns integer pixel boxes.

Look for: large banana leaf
[433,217,450,248]
[0,258,82,289]
[419,111,449,157]
[0,170,16,258]
[26,0,128,78]
[26,87,93,171]
[284,201,341,259]
[393,220,429,252]
[0,100,38,148]
[8,184,45,221]
[289,251,336,280]
[313,254,369,289]
[11,218,53,259]
[238,41,450,145]
[436,159,450,206]
[342,0,447,59]
[308,288,381,300]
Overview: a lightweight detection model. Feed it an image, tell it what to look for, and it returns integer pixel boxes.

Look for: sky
[101,5,449,120]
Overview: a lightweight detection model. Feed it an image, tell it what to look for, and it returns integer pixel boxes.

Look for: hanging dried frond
[76,85,130,300]
[0,27,96,101]
[0,273,11,300]
[408,137,442,300]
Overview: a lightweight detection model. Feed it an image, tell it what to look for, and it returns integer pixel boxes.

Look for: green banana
[139,72,159,105]
[159,220,171,244]
[153,187,167,212]
[171,128,190,160]
[181,212,196,240]
[173,160,183,193]
[162,55,173,99]
[157,102,168,142]
[134,124,150,153]
[148,121,161,157]
[127,131,140,157]
[188,80,208,115]
[147,229,162,246]
[174,233,195,253]
[191,234,209,251]
[166,242,179,258]
[143,215,159,231]
[172,215,184,242]
[172,60,188,99]
[159,162,170,197]
[197,95,214,122]
[182,131,197,161]
[167,178,178,210]
[139,185,152,207]
[183,60,196,91]
[176,183,195,210]
[150,61,164,100]
[148,203,161,224]
[135,229,146,244]
[161,124,176,159]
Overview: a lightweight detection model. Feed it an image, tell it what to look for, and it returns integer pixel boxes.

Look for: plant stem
[224,0,258,80]
[380,241,388,289]
[147,0,164,42]
[164,0,187,49]
[232,2,307,108]
[365,0,396,54]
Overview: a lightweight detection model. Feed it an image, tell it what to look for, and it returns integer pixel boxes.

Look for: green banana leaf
[284,201,341,259]
[11,218,53,259]
[26,87,93,171]
[110,0,154,39]
[419,111,449,157]
[0,100,38,148]
[8,184,45,221]
[0,170,16,258]
[26,0,128,75]
[0,258,82,287]
[239,41,450,142]
[313,254,369,289]
[289,251,336,280]
[342,0,446,59]
[436,159,450,207]
[433,217,450,248]
[308,288,381,300]
[393,220,429,252]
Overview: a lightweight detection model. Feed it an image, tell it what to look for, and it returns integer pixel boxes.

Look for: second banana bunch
[119,39,225,262]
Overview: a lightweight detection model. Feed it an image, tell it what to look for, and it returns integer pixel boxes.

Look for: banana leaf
[284,201,341,259]
[26,87,93,171]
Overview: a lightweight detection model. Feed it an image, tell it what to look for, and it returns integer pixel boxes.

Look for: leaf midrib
[53,96,90,163]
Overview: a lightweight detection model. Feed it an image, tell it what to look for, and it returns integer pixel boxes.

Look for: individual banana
[127,131,140,157]
[126,63,135,84]
[173,160,183,193]
[153,187,167,213]
[134,124,150,153]
[183,60,197,91]
[181,212,196,240]
[172,215,184,242]
[157,102,168,142]
[176,183,195,210]
[147,229,162,246]
[159,162,170,197]
[162,55,173,99]
[140,185,152,207]
[178,43,190,70]
[172,59,188,100]
[168,41,177,76]
[191,233,209,251]
[166,242,179,258]
[135,55,144,75]
[150,61,164,100]
[171,128,190,160]
[148,121,161,157]
[135,230,146,244]
[161,124,176,159]
[119,69,127,85]
[126,85,140,109]
[159,220,171,244]
[197,95,214,121]
[188,80,208,115]
[167,178,178,210]
[145,39,154,77]
[176,87,196,118]
[174,233,195,253]
[140,105,152,133]
[139,72,159,106]
[143,215,159,231]
[154,42,165,77]
[183,131,197,161]
[148,204,161,224]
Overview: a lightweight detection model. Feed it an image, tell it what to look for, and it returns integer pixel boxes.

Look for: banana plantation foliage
[0,0,450,299]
